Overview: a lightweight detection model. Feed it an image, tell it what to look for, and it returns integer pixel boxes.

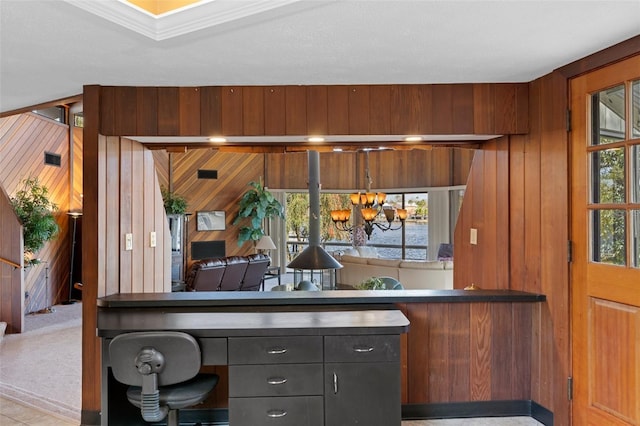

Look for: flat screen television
[191,240,226,260]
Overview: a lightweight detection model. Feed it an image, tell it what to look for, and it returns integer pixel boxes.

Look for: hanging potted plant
[10,177,60,266]
[233,178,284,246]
[161,186,188,214]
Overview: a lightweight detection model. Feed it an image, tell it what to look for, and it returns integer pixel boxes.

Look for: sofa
[185,254,271,292]
[334,249,453,290]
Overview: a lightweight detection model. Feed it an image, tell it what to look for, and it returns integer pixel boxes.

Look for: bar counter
[98,289,545,308]
[97,289,549,424]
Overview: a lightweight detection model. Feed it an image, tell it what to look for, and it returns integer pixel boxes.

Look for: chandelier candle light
[331,191,407,239]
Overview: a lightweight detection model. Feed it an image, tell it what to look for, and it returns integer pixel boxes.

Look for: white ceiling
[1,0,639,115]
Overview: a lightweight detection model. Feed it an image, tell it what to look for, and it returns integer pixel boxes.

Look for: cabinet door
[324,362,401,426]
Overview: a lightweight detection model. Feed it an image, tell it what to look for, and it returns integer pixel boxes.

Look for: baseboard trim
[402,400,553,426]
[86,401,553,425]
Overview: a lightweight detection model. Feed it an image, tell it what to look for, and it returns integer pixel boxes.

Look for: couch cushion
[367,258,402,268]
[340,254,368,264]
[399,260,447,270]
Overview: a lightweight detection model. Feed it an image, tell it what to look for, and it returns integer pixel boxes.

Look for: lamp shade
[255,235,276,250]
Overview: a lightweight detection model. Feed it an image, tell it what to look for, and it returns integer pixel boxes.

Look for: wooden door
[570,55,640,426]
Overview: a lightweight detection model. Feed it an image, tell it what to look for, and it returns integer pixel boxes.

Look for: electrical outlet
[470,228,478,245]
[125,233,133,251]
[150,231,156,248]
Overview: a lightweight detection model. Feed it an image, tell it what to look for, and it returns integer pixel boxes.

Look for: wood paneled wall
[153,149,265,260]
[401,302,534,403]
[0,113,72,326]
[96,84,529,138]
[266,148,474,190]
[0,185,23,333]
[453,71,570,424]
[96,136,170,297]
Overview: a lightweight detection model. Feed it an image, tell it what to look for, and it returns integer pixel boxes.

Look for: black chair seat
[127,374,218,409]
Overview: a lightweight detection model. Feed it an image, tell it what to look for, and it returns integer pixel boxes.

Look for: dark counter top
[98,309,410,338]
[98,289,545,309]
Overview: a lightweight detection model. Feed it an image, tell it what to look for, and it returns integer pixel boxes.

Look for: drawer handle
[267,377,288,385]
[267,409,287,418]
[353,345,374,353]
[267,347,288,355]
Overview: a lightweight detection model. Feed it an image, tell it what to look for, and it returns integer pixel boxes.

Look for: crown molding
[64,0,301,41]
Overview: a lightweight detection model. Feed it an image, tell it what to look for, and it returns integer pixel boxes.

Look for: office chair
[108,331,218,426]
[379,276,404,290]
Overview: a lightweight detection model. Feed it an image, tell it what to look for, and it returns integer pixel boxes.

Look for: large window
[285,189,461,261]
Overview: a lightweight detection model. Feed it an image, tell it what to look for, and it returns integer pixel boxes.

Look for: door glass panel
[633,80,640,139]
[591,209,626,265]
[590,148,625,204]
[633,144,640,203]
[633,209,640,268]
[592,84,626,145]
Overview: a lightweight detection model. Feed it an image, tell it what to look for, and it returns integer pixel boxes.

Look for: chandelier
[330,191,407,239]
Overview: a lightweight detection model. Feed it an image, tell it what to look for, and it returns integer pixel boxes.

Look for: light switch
[470,228,478,245]
[125,233,133,251]
[150,231,157,248]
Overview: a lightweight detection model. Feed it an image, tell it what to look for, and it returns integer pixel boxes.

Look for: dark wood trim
[0,94,83,118]
[557,34,640,79]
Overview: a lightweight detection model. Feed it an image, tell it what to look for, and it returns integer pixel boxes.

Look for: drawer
[324,335,400,362]
[229,396,323,426]
[228,336,322,364]
[229,364,323,397]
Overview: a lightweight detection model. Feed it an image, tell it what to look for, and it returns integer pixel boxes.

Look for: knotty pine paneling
[0,113,71,319]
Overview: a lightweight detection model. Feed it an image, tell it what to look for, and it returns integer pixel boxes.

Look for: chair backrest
[240,254,271,291]
[379,276,404,290]
[437,243,453,261]
[109,331,204,423]
[219,256,249,290]
[109,331,202,387]
[186,258,226,291]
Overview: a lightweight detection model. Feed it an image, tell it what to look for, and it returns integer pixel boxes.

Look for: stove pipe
[287,151,343,270]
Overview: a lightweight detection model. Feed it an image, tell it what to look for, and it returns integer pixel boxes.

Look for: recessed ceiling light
[308,136,325,143]
[405,136,423,142]
[209,137,227,143]
[333,148,343,152]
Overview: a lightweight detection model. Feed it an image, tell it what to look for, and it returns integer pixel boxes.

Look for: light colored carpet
[0,302,81,422]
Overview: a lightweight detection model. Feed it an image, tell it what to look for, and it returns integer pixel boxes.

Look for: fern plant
[10,177,59,265]
[233,179,284,246]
